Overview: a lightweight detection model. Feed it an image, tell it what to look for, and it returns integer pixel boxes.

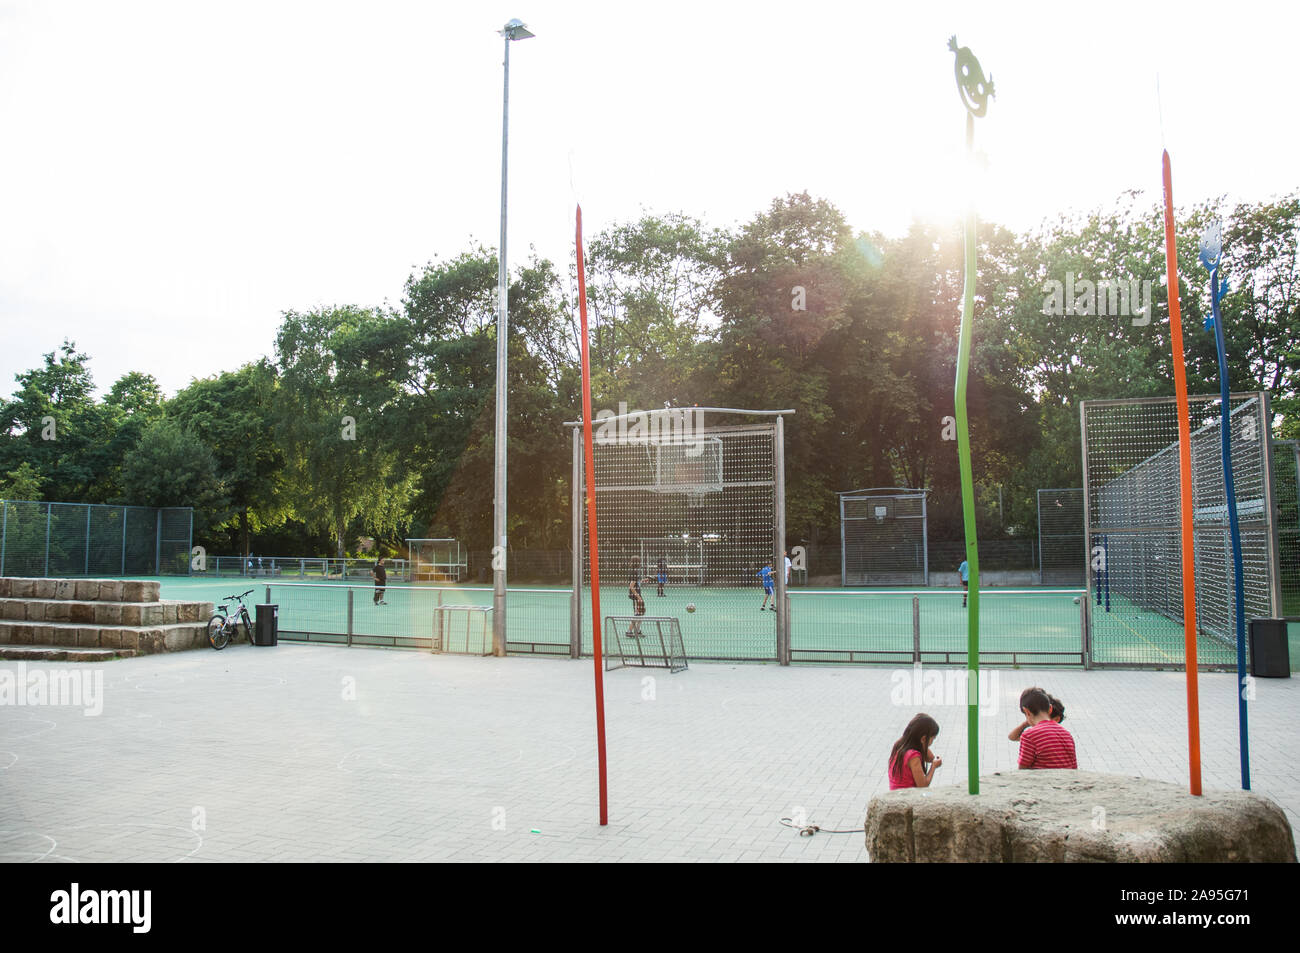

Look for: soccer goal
[603,615,688,672]
[1037,488,1085,586]
[407,538,467,583]
[569,408,791,663]
[1080,393,1281,668]
[638,537,705,585]
[840,488,929,586]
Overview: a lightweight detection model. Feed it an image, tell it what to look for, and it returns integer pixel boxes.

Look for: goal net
[407,538,467,582]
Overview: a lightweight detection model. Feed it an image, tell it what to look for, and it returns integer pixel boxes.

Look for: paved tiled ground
[1,646,1296,862]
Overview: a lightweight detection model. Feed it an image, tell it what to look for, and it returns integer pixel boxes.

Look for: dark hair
[1048,694,1065,723]
[890,713,939,779]
[1019,687,1052,716]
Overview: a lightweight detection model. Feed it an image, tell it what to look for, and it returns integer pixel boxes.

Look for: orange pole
[1162,150,1202,796]
[576,205,609,823]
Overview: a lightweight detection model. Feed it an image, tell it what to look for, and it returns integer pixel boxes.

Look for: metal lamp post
[494,18,534,656]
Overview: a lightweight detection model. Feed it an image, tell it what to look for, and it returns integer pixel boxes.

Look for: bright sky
[1,0,1295,399]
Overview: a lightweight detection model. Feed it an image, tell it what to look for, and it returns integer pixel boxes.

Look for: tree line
[2,190,1297,571]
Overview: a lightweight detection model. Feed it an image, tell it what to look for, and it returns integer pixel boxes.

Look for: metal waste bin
[254,604,279,646]
[1248,618,1290,677]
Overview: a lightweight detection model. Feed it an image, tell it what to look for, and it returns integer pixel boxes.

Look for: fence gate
[1037,488,1085,586]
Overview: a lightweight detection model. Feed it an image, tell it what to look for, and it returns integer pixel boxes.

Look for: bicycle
[208,589,256,650]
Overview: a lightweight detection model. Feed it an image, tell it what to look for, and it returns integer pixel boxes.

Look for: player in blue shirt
[958,559,969,607]
[758,562,776,611]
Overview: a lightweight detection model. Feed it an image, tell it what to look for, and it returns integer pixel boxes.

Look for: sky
[1,0,1296,399]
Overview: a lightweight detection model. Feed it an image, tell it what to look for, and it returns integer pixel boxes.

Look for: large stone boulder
[866,770,1295,862]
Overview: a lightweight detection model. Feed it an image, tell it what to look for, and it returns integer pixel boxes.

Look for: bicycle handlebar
[223,589,256,601]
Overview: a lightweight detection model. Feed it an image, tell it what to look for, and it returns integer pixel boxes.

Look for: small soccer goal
[638,536,705,585]
[407,538,468,583]
[603,615,688,673]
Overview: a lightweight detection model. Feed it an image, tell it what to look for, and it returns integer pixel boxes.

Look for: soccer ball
[686,603,696,613]
[1073,597,1080,605]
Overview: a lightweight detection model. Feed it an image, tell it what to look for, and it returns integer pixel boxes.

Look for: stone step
[0,644,138,662]
[0,597,213,626]
[0,577,161,603]
[0,619,234,654]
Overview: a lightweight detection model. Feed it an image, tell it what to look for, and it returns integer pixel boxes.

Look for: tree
[119,419,229,533]
[169,361,286,556]
[274,305,414,558]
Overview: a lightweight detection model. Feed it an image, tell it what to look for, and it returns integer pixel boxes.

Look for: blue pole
[1201,225,1250,790]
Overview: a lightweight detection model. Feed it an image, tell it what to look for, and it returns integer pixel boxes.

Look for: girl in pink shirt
[888,713,943,789]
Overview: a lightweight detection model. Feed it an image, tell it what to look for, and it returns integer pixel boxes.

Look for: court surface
[1,646,1296,862]
[150,577,1299,669]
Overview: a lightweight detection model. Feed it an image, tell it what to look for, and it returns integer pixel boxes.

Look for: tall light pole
[494,18,534,657]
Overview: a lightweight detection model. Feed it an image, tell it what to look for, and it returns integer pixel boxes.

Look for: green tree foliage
[119,418,229,533]
[169,360,286,556]
[274,305,415,558]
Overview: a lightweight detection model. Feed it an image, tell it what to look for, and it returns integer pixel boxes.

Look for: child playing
[1008,688,1064,741]
[656,556,667,597]
[1016,687,1077,769]
[757,561,776,611]
[958,559,969,607]
[888,713,943,789]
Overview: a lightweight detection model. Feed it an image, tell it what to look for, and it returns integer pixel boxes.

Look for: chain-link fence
[0,501,193,577]
[1037,488,1085,585]
[1081,393,1279,668]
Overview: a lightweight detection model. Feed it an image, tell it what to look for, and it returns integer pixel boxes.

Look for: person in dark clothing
[372,556,388,605]
[656,556,668,597]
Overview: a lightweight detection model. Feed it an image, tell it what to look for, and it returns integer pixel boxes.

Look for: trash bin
[254,604,279,647]
[1248,618,1290,677]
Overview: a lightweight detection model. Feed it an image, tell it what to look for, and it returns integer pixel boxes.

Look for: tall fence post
[84,506,91,576]
[44,504,51,576]
[154,510,162,575]
[121,507,128,575]
[571,426,582,659]
[913,595,921,663]
[1080,592,1091,669]
[1,501,7,576]
[775,416,788,665]
[346,588,354,647]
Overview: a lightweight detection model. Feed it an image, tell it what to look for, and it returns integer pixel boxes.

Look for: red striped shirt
[1018,720,1077,769]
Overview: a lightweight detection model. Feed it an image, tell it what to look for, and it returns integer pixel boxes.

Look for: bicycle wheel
[208,613,230,650]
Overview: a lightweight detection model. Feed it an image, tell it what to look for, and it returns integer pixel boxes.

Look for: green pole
[948,35,994,796]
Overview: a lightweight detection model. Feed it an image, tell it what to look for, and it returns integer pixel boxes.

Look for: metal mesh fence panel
[788,588,1086,665]
[574,415,783,662]
[1037,488,1085,585]
[0,501,193,577]
[1081,394,1279,668]
[1273,440,1300,619]
[840,489,928,585]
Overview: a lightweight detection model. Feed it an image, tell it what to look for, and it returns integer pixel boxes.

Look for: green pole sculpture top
[949,35,992,796]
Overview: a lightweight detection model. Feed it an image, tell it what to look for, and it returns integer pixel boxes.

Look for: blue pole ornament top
[1198,222,1230,331]
[950,36,995,117]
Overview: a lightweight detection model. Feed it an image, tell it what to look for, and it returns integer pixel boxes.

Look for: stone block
[119,605,142,625]
[98,581,124,601]
[55,580,76,600]
[97,603,122,625]
[76,628,100,647]
[12,579,34,599]
[69,602,95,624]
[74,580,100,600]
[33,579,56,599]
[44,602,70,622]
[865,771,1296,863]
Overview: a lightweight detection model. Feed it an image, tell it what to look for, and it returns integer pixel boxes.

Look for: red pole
[1162,150,1202,796]
[576,205,609,824]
